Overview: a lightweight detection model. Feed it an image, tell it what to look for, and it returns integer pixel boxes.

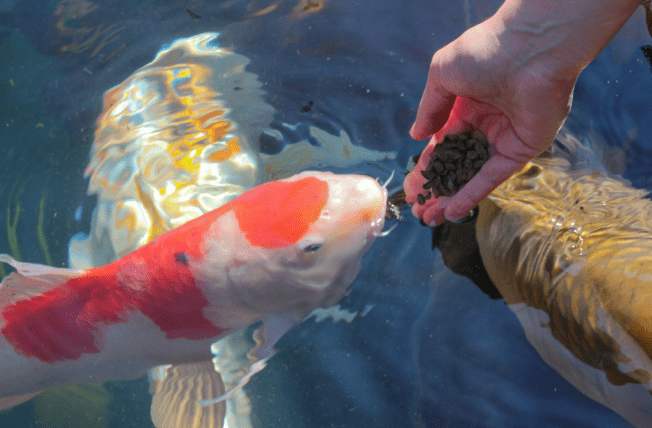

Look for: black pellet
[446,176,455,194]
[438,151,452,161]
[186,9,201,19]
[423,179,436,190]
[421,169,436,180]
[300,100,314,112]
[449,150,463,160]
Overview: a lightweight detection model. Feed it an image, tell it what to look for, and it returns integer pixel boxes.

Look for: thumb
[410,58,456,140]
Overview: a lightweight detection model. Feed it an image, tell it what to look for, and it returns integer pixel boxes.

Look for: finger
[422,196,450,226]
[404,171,425,205]
[410,64,456,140]
[403,140,437,204]
[404,138,449,224]
[443,154,526,221]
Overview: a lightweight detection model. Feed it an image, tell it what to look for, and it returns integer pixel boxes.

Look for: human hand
[404,16,578,226]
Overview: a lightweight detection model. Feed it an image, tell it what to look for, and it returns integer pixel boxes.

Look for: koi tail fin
[0,392,41,412]
[0,254,85,308]
[0,254,95,365]
[0,255,85,412]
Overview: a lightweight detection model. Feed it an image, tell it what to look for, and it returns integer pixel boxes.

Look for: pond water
[0,0,651,427]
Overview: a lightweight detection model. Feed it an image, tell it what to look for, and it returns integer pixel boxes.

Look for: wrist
[492,0,640,83]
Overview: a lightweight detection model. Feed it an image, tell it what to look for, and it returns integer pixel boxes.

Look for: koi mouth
[371,170,400,236]
[370,170,403,222]
[383,165,478,224]
[384,189,477,224]
[386,188,408,221]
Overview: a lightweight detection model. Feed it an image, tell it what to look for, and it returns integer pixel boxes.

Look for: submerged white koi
[0,171,388,414]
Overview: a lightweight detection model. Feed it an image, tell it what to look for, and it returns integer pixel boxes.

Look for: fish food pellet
[417,130,491,203]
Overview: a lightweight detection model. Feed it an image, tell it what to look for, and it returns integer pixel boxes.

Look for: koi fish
[0,171,388,413]
[474,138,652,428]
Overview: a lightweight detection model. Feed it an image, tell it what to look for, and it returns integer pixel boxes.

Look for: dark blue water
[1,0,651,427]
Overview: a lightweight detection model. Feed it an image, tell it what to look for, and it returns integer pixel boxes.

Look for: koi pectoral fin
[149,361,226,428]
[198,358,269,406]
[199,314,302,406]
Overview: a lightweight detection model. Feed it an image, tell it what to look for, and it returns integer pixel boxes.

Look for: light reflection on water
[0,0,651,427]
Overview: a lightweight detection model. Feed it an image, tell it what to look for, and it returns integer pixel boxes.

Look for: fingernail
[446,208,477,223]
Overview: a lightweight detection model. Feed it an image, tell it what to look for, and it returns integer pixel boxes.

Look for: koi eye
[303,243,322,253]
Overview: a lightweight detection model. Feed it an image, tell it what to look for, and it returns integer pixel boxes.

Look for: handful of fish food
[417,130,490,204]
[0,171,390,413]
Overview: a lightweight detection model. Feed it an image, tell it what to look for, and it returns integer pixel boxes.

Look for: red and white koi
[0,171,388,410]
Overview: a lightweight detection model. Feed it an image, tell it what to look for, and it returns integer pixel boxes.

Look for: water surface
[1,0,651,427]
